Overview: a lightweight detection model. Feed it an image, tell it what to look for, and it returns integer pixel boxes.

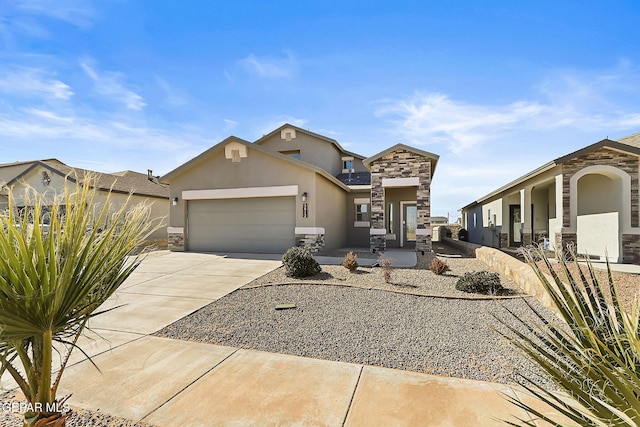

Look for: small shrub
[342,251,359,272]
[429,258,450,275]
[282,246,321,278]
[378,255,393,283]
[455,271,503,295]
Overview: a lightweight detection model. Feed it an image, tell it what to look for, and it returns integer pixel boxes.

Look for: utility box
[432,226,441,242]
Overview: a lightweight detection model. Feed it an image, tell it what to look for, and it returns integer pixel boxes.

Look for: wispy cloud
[17,0,96,29]
[238,51,298,79]
[377,93,544,154]
[377,63,640,154]
[0,68,73,100]
[81,60,146,111]
[155,76,187,107]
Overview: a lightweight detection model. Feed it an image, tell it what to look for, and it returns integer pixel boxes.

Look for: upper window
[342,156,354,172]
[280,150,301,160]
[356,203,368,221]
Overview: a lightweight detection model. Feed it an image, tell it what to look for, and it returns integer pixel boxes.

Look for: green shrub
[282,246,321,277]
[455,271,503,294]
[342,251,359,272]
[429,257,450,275]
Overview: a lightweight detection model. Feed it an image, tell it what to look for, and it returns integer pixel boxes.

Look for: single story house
[0,159,169,242]
[460,133,640,264]
[161,124,439,254]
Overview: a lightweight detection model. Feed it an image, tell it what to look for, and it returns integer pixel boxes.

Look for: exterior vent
[280,128,297,141]
[231,149,241,163]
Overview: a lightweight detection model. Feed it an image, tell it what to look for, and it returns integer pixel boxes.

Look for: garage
[187,197,296,253]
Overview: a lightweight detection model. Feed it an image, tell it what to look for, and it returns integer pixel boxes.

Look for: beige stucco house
[460,133,640,264]
[0,159,169,242]
[161,124,439,254]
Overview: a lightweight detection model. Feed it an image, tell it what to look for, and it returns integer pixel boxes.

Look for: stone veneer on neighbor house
[559,147,640,261]
[368,148,433,253]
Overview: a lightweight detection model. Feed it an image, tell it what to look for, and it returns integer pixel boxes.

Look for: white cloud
[155,76,187,107]
[17,0,96,29]
[377,63,640,154]
[377,93,544,154]
[0,68,73,100]
[81,60,146,111]
[239,51,298,79]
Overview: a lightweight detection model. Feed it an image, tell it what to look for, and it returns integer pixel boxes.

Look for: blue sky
[1,1,640,218]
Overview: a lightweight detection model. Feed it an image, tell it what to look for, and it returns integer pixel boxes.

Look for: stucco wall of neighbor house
[562,147,639,229]
[315,174,348,250]
[8,171,169,241]
[257,131,367,176]
[346,191,372,248]
[577,212,619,261]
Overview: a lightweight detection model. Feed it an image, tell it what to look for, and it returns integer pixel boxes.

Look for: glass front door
[403,204,417,246]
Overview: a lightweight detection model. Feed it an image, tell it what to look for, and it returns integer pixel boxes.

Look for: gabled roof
[160,136,351,191]
[254,123,365,160]
[460,136,640,210]
[618,131,640,148]
[1,159,168,199]
[363,143,440,174]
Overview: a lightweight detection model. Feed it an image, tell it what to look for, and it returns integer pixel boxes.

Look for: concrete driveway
[0,251,281,392]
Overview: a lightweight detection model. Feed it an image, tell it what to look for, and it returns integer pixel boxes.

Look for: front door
[509,205,522,247]
[402,203,417,247]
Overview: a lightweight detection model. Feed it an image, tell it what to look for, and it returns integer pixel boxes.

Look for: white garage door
[187,197,295,253]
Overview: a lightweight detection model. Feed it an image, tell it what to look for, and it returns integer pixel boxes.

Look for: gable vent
[280,128,297,141]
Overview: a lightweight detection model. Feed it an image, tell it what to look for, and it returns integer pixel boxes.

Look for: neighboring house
[0,159,169,242]
[460,133,640,264]
[161,124,439,254]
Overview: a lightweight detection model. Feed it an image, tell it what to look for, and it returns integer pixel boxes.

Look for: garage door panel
[188,197,295,253]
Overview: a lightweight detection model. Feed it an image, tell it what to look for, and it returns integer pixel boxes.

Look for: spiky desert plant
[500,246,640,426]
[429,257,450,275]
[342,251,359,272]
[0,175,160,426]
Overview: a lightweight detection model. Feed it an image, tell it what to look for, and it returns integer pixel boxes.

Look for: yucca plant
[499,246,640,426]
[0,175,159,426]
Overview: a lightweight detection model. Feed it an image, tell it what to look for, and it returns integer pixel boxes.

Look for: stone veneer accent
[622,234,640,264]
[500,233,508,248]
[168,231,185,251]
[562,147,639,228]
[369,148,432,252]
[296,232,325,253]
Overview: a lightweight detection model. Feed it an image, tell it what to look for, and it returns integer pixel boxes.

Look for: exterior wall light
[301,192,307,203]
[172,197,179,206]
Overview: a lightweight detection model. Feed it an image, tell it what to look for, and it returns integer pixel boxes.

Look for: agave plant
[0,176,159,426]
[499,246,640,426]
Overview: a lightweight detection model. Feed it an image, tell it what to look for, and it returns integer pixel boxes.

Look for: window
[280,150,301,160]
[387,203,394,233]
[356,203,368,221]
[342,156,354,172]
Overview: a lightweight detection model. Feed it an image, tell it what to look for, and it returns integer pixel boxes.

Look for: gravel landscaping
[156,243,560,389]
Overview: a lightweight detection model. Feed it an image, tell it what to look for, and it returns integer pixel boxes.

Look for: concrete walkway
[314,249,417,267]
[2,251,561,426]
